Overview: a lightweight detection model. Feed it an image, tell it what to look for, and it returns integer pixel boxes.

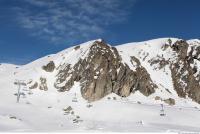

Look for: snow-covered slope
[116,38,185,105]
[1,38,200,132]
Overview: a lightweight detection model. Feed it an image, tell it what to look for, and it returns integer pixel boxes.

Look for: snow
[1,78,200,132]
[54,39,100,67]
[94,76,98,79]
[1,38,200,132]
[116,38,180,100]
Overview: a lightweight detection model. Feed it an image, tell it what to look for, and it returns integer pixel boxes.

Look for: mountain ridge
[1,37,200,105]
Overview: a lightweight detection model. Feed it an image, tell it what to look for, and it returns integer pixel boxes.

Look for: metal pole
[161,104,164,111]
[17,80,21,103]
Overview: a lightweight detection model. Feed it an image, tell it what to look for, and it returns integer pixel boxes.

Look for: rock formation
[54,40,157,101]
[25,38,200,104]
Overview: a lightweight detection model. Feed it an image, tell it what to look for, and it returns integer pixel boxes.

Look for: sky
[0,0,200,65]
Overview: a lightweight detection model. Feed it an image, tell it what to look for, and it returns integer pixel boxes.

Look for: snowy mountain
[1,38,200,132]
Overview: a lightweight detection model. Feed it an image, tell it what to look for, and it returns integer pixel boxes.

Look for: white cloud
[13,0,136,45]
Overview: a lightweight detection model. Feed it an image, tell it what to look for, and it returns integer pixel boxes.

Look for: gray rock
[39,77,48,91]
[29,82,38,89]
[164,98,175,105]
[54,40,157,102]
[42,61,55,72]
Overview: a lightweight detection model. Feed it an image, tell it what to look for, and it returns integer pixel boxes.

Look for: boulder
[164,98,175,105]
[42,61,55,72]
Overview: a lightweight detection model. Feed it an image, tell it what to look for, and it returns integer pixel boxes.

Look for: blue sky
[0,0,200,65]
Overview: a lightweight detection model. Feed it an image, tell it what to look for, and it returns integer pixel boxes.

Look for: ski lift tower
[72,93,78,102]
[15,79,26,103]
[160,104,166,116]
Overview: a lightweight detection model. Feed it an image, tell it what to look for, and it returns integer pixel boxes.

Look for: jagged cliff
[53,40,156,101]
[22,38,200,104]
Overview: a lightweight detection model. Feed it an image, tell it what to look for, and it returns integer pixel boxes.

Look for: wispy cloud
[12,0,136,45]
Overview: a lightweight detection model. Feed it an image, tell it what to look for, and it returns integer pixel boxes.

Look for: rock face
[164,98,175,105]
[54,40,157,101]
[170,40,200,103]
[42,61,55,72]
[149,39,200,104]
[131,58,157,96]
[39,77,48,91]
[29,82,38,89]
[26,38,200,104]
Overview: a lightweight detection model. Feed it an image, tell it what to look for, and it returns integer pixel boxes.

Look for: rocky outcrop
[39,77,48,91]
[155,96,161,100]
[148,56,169,70]
[169,40,200,103]
[42,61,55,72]
[146,39,200,104]
[54,40,157,101]
[154,96,175,105]
[134,67,156,96]
[54,64,72,92]
[149,40,200,104]
[13,38,200,104]
[29,82,38,89]
[24,38,200,104]
[74,45,80,50]
[129,56,157,96]
[164,98,175,105]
